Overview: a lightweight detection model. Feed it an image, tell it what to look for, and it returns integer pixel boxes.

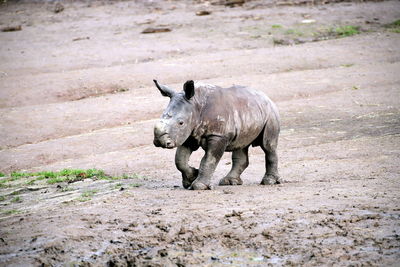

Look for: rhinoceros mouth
[154,134,175,149]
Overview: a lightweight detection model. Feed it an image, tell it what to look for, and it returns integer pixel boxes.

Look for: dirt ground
[0,0,399,266]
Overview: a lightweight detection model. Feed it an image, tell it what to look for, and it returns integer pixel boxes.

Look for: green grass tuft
[384,20,400,33]
[61,187,73,192]
[11,196,22,203]
[9,172,29,181]
[334,25,360,37]
[386,19,400,27]
[47,177,68,184]
[35,171,57,178]
[81,189,98,198]
[271,24,282,29]
[2,209,19,215]
[0,182,10,188]
[77,197,91,202]
[25,179,36,185]
[46,169,109,184]
[284,29,304,36]
[0,173,5,177]
[76,189,98,202]
[0,195,5,202]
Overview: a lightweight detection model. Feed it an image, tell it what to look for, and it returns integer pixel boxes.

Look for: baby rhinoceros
[153,79,281,190]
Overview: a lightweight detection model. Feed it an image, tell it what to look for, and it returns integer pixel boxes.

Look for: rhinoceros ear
[183,80,195,100]
[153,79,175,98]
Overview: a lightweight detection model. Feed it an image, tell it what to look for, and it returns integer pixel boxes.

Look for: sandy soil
[0,0,399,266]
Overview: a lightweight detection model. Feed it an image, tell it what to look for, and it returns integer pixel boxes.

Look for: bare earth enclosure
[0,0,399,265]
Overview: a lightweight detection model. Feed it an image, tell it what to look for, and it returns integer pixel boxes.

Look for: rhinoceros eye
[178,121,184,126]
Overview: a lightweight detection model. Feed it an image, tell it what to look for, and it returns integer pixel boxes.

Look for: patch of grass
[10,190,20,195]
[81,189,98,198]
[11,196,22,203]
[0,183,10,188]
[11,172,30,178]
[2,209,19,215]
[61,187,73,192]
[76,189,98,202]
[334,25,360,37]
[112,173,144,180]
[77,196,91,202]
[0,195,5,202]
[46,169,109,184]
[271,24,282,29]
[285,29,304,36]
[0,173,5,177]
[129,183,142,188]
[9,172,29,181]
[385,20,400,33]
[1,169,143,186]
[25,179,36,185]
[385,19,400,27]
[37,171,57,178]
[47,177,68,184]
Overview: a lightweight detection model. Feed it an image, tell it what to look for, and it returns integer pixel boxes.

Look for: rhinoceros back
[195,84,278,151]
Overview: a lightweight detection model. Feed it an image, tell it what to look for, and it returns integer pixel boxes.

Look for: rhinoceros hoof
[219,176,243,186]
[261,175,281,185]
[182,180,192,189]
[182,168,199,189]
[190,181,211,190]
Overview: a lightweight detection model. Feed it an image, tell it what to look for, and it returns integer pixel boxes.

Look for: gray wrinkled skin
[153,80,280,190]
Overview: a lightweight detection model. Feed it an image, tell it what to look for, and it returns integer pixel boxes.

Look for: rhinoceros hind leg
[219,176,243,185]
[261,174,280,185]
[260,143,280,185]
[260,121,280,185]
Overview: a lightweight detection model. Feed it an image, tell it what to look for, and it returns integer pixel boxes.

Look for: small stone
[261,230,273,239]
[53,3,64,13]
[196,10,211,16]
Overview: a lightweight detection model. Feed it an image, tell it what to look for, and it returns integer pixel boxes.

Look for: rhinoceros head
[153,80,197,149]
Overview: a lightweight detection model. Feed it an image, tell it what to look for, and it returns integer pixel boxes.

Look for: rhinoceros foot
[190,181,212,190]
[182,168,199,189]
[219,176,243,186]
[260,174,281,185]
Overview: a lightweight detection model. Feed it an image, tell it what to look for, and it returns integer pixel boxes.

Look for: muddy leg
[219,146,249,186]
[175,146,198,189]
[260,143,280,185]
[190,136,227,190]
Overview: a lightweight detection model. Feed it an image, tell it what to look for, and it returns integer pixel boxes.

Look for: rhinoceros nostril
[165,141,172,147]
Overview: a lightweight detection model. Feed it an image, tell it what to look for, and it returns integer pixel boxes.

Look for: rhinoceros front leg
[175,146,198,189]
[219,146,249,186]
[190,136,228,190]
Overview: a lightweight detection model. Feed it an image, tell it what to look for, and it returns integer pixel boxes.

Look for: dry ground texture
[0,0,400,266]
